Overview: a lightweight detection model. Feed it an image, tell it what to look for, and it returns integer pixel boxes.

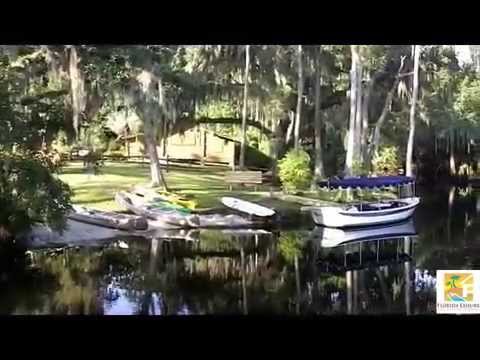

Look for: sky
[452,45,473,65]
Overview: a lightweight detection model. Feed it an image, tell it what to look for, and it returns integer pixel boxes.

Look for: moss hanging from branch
[68,46,87,137]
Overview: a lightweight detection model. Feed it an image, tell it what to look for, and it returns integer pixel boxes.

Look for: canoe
[221,197,275,217]
[68,205,148,231]
[310,219,417,248]
[116,191,264,229]
[302,197,420,228]
[115,191,196,229]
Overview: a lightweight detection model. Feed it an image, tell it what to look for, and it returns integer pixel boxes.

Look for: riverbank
[57,162,334,214]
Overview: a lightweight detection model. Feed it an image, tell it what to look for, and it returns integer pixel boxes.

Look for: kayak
[68,205,148,231]
[115,191,267,229]
[132,186,197,211]
[115,191,196,229]
[221,197,275,217]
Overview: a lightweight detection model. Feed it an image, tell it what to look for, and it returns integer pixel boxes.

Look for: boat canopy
[318,176,415,189]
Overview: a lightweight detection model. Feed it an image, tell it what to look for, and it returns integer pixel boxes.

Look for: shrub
[352,159,369,176]
[0,152,72,239]
[372,146,401,175]
[278,149,312,193]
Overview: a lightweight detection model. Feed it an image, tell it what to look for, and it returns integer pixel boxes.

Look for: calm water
[1,186,478,315]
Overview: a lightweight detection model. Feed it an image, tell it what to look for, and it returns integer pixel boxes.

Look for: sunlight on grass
[58,162,266,210]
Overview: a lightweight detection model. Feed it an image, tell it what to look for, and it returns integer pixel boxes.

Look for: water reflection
[3,186,480,315]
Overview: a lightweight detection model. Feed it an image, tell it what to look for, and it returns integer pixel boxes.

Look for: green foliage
[278,233,304,265]
[278,149,312,193]
[0,152,72,238]
[454,77,480,124]
[351,160,369,176]
[78,122,110,154]
[372,146,401,175]
[51,130,72,156]
[198,100,237,119]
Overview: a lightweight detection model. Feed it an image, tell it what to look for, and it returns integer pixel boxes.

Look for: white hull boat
[68,205,148,231]
[303,197,420,228]
[310,219,417,248]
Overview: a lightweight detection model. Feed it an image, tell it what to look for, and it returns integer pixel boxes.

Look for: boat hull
[308,197,420,228]
[68,205,148,231]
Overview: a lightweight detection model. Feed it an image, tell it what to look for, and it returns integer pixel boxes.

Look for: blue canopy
[318,176,415,189]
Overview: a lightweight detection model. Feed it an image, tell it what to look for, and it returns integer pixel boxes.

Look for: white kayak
[221,197,275,217]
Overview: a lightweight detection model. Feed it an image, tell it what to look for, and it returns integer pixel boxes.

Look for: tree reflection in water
[3,187,480,315]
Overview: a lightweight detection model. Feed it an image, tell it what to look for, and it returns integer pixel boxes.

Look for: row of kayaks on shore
[65,188,276,232]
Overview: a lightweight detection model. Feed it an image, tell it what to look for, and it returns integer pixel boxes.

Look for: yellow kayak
[132,186,198,210]
[156,191,198,210]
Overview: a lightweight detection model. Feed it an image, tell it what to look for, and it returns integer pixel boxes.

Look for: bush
[278,149,312,193]
[0,152,72,239]
[372,146,401,175]
[352,159,369,176]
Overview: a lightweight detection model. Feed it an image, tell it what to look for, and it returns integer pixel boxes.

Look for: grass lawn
[58,161,395,213]
[58,161,287,211]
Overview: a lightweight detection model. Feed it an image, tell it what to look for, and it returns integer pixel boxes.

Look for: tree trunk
[239,45,250,170]
[406,45,421,177]
[369,56,407,167]
[256,98,261,147]
[313,46,325,183]
[144,118,168,190]
[345,45,359,177]
[286,110,295,144]
[361,73,372,166]
[354,59,363,166]
[294,45,304,150]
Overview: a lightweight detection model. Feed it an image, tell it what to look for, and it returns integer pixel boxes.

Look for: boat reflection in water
[310,219,417,248]
[310,220,419,315]
[7,216,441,315]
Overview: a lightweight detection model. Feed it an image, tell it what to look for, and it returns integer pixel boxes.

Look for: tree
[0,49,72,240]
[239,45,250,169]
[313,46,325,182]
[368,55,407,165]
[345,45,359,176]
[406,45,421,177]
[294,45,304,150]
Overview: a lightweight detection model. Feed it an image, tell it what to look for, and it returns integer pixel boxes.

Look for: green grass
[58,161,286,210]
[58,161,393,212]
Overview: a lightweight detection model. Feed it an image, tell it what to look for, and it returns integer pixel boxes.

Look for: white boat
[221,197,275,217]
[310,219,416,248]
[303,197,420,228]
[68,205,148,231]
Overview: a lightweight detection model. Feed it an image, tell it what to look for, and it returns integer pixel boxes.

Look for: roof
[318,176,416,189]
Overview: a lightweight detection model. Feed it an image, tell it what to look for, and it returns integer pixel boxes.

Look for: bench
[225,171,264,191]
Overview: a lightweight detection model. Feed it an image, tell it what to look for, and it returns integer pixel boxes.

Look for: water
[0,186,478,315]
